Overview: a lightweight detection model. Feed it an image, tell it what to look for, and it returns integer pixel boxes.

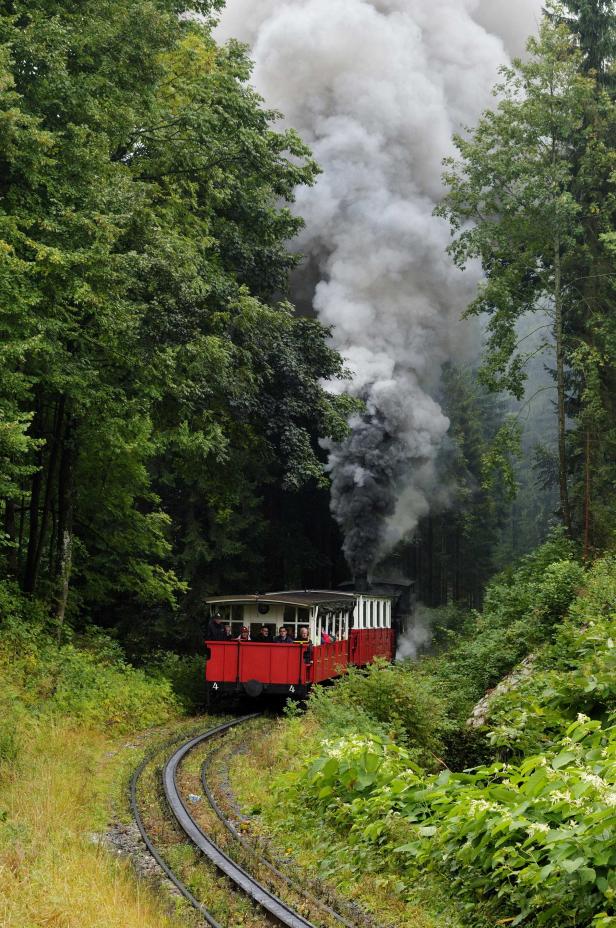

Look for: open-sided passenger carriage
[203,589,395,699]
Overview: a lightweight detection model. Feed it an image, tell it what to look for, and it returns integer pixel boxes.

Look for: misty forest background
[1,0,615,653]
[2,3,616,928]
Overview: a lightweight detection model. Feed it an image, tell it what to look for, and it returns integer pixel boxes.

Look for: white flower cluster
[526,822,550,837]
[468,799,500,814]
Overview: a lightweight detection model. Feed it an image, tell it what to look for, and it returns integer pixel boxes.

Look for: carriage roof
[205,589,393,610]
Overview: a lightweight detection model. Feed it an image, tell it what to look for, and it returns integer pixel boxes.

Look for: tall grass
[0,722,187,928]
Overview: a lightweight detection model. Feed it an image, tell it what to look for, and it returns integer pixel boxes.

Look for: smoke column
[216,0,542,576]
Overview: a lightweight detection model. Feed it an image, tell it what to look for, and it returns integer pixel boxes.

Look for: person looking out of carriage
[273,626,293,643]
[237,626,251,641]
[296,626,313,664]
[206,612,227,641]
[256,625,271,642]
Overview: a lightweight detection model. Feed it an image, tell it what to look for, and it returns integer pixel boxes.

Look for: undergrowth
[237,538,616,928]
[0,581,185,767]
[0,581,192,927]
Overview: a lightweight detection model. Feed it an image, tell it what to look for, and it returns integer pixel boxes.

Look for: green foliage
[418,531,584,727]
[0,0,351,645]
[265,552,616,927]
[308,659,449,764]
[438,9,616,545]
[283,717,616,927]
[437,20,594,398]
[144,650,205,713]
[486,555,616,755]
[0,582,180,738]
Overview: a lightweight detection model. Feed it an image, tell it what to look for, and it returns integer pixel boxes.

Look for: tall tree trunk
[31,396,65,590]
[583,427,591,559]
[554,237,572,535]
[23,399,44,593]
[4,499,18,575]
[55,420,74,643]
[17,494,26,570]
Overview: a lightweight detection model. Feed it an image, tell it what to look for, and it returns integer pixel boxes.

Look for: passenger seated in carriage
[206,612,227,641]
[273,626,293,643]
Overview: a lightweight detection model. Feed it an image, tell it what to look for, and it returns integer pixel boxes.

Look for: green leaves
[268,550,616,928]
[0,0,350,632]
[437,12,616,542]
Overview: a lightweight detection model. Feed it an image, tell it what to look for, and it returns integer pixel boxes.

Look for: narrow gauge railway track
[131,715,376,928]
[200,745,357,928]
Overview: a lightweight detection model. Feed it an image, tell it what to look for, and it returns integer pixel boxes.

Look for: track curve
[162,715,317,928]
[200,747,357,928]
[130,733,224,928]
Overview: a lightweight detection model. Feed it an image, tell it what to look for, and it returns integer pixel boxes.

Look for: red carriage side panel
[349,628,396,667]
[205,641,314,689]
[312,639,349,683]
[238,643,311,686]
[205,640,240,682]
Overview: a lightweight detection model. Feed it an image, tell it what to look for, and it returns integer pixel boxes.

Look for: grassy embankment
[228,535,616,928]
[0,584,199,928]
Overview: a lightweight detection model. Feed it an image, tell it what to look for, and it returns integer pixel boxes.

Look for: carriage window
[362,601,367,629]
[284,605,296,624]
[375,601,380,627]
[298,607,309,624]
[369,600,374,628]
[231,604,244,622]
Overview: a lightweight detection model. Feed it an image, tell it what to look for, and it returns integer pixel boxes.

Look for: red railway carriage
[204,589,395,699]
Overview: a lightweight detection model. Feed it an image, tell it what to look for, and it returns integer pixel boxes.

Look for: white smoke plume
[216,1,542,575]
[395,603,434,661]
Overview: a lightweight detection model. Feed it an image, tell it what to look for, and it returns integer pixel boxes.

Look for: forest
[2,0,614,650]
[1,1,616,927]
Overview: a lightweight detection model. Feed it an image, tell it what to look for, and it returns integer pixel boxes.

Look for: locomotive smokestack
[353,572,369,594]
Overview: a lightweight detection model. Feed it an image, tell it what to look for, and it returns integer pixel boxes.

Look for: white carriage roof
[205,589,391,608]
[205,590,355,608]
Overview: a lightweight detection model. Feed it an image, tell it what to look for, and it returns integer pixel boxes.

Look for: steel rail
[163,715,318,928]
[200,747,357,928]
[129,734,224,928]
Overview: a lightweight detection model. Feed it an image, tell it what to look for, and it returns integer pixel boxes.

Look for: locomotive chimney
[353,572,370,593]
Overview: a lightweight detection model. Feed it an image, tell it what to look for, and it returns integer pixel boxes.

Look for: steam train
[203,584,409,700]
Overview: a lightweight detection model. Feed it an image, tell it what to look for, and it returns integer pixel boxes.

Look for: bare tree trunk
[17,494,25,571]
[23,398,44,593]
[583,428,591,559]
[4,500,18,575]
[554,238,572,535]
[32,396,65,590]
[55,422,74,644]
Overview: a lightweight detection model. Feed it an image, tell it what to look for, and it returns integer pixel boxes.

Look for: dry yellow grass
[0,720,184,928]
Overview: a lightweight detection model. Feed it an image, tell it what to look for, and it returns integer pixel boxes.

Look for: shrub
[308,659,449,765]
[0,581,181,736]
[417,534,585,730]
[486,556,616,755]
[144,650,206,712]
[284,716,616,928]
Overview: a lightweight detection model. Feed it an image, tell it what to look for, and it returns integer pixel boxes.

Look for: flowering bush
[293,715,616,926]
